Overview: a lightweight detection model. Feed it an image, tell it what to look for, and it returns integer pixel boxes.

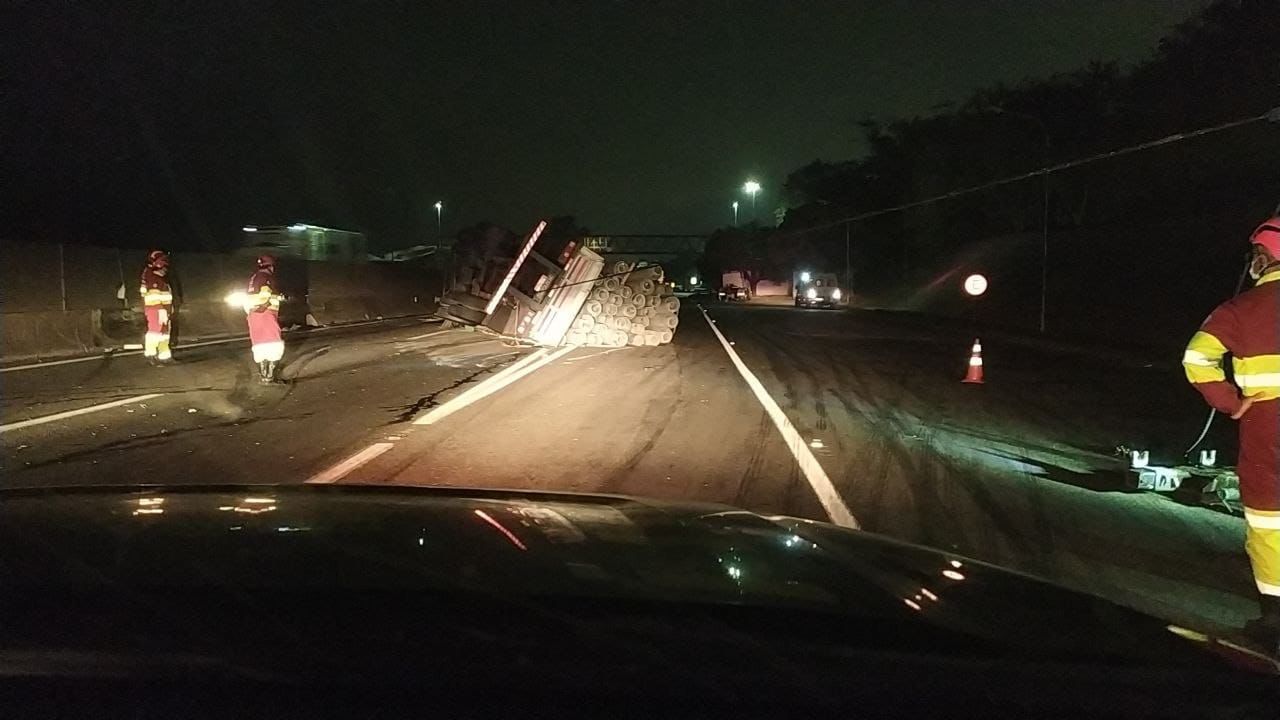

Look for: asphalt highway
[0,304,1256,635]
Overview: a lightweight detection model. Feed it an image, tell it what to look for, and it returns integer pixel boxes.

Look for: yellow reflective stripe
[1245,520,1280,593]
[1235,354,1280,374]
[1185,364,1226,384]
[1233,355,1280,394]
[1184,331,1228,384]
[1256,270,1280,286]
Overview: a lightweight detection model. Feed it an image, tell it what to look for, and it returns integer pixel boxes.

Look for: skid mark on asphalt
[10,415,293,470]
[602,351,682,486]
[388,359,518,424]
[732,411,772,507]
[307,346,573,485]
[283,345,331,380]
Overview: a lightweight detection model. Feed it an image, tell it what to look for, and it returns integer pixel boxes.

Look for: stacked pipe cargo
[563,261,679,347]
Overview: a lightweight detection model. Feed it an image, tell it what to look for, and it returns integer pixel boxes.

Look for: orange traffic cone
[962,338,984,384]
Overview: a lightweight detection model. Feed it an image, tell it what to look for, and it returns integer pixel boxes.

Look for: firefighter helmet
[1251,218,1280,258]
[256,254,276,268]
[147,250,170,268]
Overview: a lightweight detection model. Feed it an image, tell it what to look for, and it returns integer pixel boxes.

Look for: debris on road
[567,262,680,347]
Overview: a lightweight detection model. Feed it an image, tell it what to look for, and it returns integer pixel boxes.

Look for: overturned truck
[436,221,680,348]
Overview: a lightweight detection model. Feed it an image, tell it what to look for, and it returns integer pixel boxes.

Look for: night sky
[6,1,1206,251]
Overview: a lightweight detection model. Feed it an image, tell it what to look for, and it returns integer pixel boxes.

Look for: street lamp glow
[800,271,811,283]
[732,200,739,226]
[690,276,698,286]
[743,180,761,221]
[434,201,443,211]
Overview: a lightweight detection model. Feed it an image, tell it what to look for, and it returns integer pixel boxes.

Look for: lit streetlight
[434,201,443,236]
[743,180,761,220]
[732,200,739,226]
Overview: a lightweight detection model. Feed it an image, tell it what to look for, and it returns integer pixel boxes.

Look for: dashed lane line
[305,442,396,484]
[413,344,577,426]
[306,343,576,484]
[0,393,164,434]
[699,307,859,529]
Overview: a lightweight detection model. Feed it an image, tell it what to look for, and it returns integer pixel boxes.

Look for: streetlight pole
[1037,144,1049,334]
[434,201,443,237]
[732,201,739,226]
[844,222,851,293]
[988,107,1050,333]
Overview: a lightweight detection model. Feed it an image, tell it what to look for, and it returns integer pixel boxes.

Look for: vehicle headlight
[832,288,842,300]
[806,288,817,299]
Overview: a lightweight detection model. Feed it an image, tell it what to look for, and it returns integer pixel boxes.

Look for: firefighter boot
[257,360,273,384]
[266,360,285,384]
[1242,595,1280,655]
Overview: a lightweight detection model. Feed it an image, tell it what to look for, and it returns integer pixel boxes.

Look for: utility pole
[844,222,851,292]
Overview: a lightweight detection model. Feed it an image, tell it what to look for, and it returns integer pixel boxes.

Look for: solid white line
[306,442,395,484]
[413,345,577,426]
[0,393,164,434]
[699,308,859,529]
[1,316,442,373]
[406,328,453,341]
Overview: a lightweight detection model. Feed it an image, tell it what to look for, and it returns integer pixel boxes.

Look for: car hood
[0,484,1272,676]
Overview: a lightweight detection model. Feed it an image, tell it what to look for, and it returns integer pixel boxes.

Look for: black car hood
[0,484,1276,718]
[0,484,1261,661]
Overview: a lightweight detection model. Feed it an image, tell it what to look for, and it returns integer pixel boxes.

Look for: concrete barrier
[1,310,98,360]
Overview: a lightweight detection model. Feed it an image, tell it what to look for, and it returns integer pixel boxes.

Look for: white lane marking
[406,328,453,341]
[414,344,577,426]
[1,317,443,373]
[0,393,164,434]
[306,442,395,484]
[699,308,859,529]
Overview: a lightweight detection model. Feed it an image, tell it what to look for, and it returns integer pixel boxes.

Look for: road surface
[0,305,1256,634]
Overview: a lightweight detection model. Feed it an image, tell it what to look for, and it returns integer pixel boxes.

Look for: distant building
[240,224,368,263]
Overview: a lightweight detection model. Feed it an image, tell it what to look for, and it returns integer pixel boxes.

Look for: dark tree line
[705,0,1280,346]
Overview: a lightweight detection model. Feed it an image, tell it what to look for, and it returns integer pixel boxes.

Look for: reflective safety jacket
[140,268,173,308]
[245,268,283,313]
[1184,269,1280,414]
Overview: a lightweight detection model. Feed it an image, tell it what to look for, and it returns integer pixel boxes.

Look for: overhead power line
[781,107,1278,238]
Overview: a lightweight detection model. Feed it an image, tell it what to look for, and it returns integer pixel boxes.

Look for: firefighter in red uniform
[140,250,175,364]
[244,255,285,383]
[1183,217,1280,648]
